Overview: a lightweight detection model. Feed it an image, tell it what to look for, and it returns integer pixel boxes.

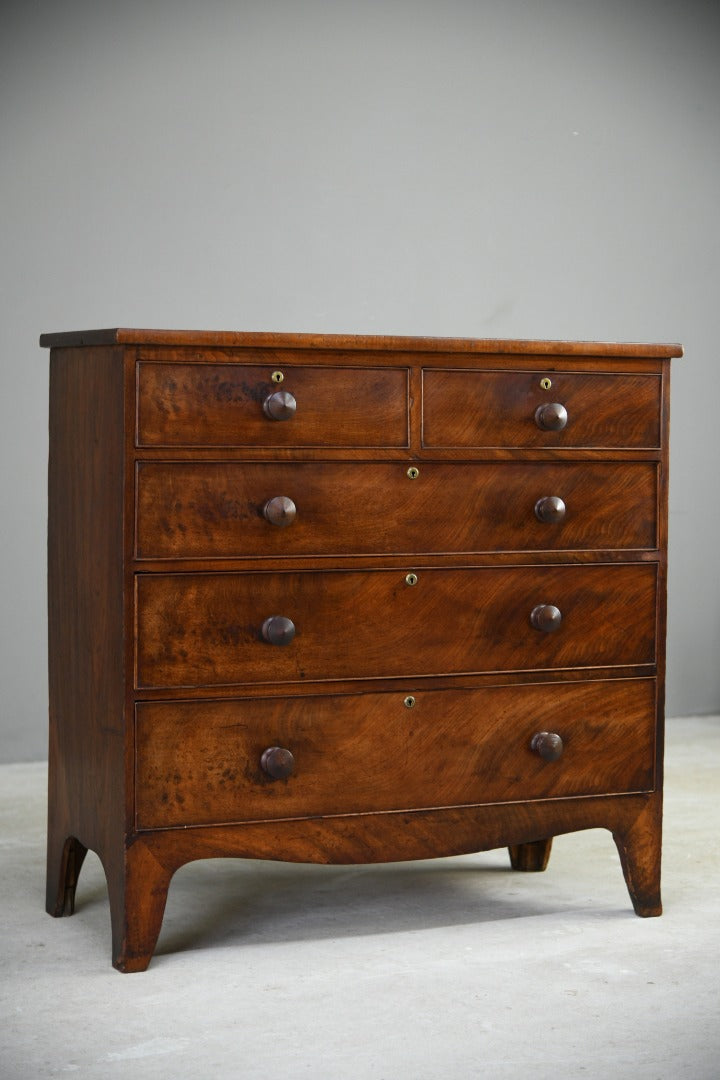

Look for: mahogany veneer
[43,329,681,971]
[135,460,658,559]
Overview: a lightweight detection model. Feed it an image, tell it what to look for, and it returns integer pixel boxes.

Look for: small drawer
[134,678,656,828]
[135,564,657,689]
[136,362,409,448]
[422,369,662,448]
[135,460,658,559]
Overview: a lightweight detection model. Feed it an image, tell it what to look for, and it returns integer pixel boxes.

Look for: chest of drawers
[43,329,681,972]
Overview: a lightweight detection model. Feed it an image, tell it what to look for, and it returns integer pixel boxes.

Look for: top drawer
[422,369,662,449]
[136,362,409,447]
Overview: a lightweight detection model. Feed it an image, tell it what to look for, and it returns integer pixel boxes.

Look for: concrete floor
[1,715,718,1080]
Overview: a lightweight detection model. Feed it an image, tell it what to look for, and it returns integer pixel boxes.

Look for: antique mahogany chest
[42,329,681,971]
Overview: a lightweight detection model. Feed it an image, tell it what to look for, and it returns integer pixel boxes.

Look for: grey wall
[2,0,719,761]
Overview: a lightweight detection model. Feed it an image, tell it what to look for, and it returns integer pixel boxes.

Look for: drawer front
[136,362,408,447]
[135,461,657,559]
[422,369,661,448]
[135,679,657,828]
[135,564,657,688]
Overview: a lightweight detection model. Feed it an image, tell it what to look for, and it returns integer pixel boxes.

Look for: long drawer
[422,369,662,448]
[136,362,409,447]
[135,678,657,828]
[135,461,658,559]
[135,564,657,688]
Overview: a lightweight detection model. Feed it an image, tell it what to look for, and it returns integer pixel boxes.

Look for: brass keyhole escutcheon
[407,466,420,479]
[540,377,552,390]
[405,572,418,586]
[270,370,284,384]
[404,695,416,709]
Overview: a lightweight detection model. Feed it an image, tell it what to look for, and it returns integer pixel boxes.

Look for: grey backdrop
[2,0,718,762]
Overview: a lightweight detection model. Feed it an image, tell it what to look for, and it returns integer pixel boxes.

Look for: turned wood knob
[535,402,568,431]
[531,731,564,762]
[263,496,297,527]
[530,604,563,632]
[263,390,297,421]
[260,746,295,779]
[261,615,296,645]
[535,496,566,524]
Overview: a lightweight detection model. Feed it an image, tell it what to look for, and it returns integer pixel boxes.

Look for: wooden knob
[261,746,295,779]
[261,615,296,645]
[531,731,564,762]
[263,496,297,527]
[535,496,566,524]
[263,390,297,421]
[535,402,568,431]
[530,604,563,632]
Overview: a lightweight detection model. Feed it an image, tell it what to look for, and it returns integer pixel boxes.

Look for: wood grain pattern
[612,795,664,916]
[135,461,658,560]
[136,564,657,689]
[42,329,676,970]
[136,362,409,447]
[135,679,656,828]
[136,347,668,379]
[422,369,662,448]
[105,787,664,971]
[132,793,659,870]
[40,327,683,358]
[508,838,553,872]
[46,345,128,917]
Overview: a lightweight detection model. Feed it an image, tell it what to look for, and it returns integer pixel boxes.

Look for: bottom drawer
[135,679,656,829]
